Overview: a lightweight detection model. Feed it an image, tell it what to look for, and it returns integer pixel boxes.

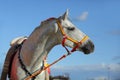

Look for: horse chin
[82,49,92,55]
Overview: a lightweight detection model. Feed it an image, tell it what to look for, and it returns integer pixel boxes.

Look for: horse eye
[67,27,75,31]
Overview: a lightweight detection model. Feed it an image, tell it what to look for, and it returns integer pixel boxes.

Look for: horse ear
[62,9,69,20]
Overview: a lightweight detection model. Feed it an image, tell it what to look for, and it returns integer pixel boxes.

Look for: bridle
[20,18,89,80]
[56,19,88,53]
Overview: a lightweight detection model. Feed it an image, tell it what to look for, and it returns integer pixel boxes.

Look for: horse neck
[20,23,59,71]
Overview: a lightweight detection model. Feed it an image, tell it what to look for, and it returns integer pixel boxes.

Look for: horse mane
[41,17,57,25]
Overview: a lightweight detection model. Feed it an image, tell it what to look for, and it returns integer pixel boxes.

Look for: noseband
[22,18,89,80]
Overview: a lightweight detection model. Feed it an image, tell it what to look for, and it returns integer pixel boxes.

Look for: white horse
[1,10,94,80]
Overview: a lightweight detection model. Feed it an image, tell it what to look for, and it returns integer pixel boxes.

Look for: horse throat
[20,25,59,72]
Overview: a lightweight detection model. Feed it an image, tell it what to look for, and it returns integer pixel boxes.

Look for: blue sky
[0,0,120,71]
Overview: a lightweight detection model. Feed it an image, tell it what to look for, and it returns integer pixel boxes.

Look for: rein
[24,18,88,80]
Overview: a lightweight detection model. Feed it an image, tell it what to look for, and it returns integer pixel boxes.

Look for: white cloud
[51,63,120,71]
[88,76,108,80]
[108,64,120,71]
[75,11,88,21]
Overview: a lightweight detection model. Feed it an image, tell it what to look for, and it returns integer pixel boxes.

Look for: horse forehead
[63,19,75,27]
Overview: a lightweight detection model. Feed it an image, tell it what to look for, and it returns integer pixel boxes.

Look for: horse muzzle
[80,40,94,54]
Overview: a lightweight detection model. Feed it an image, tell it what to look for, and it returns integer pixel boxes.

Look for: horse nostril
[92,44,94,50]
[87,40,94,50]
[90,41,95,52]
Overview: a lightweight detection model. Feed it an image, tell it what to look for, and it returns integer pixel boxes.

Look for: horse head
[54,10,94,54]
